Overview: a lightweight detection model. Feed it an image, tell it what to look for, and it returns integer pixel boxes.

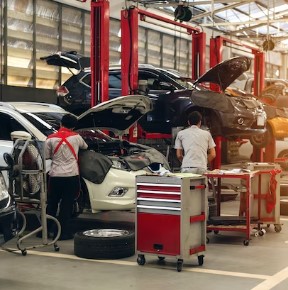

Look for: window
[0,113,27,140]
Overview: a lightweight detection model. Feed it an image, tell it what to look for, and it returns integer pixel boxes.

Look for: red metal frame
[210,36,268,167]
[205,170,257,244]
[90,0,110,107]
[120,6,206,142]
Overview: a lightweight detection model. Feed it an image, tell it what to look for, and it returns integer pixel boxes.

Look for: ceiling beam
[191,0,253,21]
[199,16,288,27]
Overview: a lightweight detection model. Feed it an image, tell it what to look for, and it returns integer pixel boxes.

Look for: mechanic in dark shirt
[45,114,88,240]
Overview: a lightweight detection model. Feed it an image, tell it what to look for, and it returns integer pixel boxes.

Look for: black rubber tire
[74,229,135,259]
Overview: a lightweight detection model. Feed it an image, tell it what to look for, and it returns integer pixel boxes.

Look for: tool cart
[135,174,206,272]
[205,166,281,246]
[243,163,282,232]
[3,138,61,255]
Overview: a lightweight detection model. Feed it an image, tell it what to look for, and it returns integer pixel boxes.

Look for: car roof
[0,102,68,113]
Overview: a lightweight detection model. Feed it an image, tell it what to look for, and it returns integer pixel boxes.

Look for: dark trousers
[47,176,80,237]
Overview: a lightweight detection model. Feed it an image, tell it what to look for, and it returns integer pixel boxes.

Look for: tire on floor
[74,229,135,259]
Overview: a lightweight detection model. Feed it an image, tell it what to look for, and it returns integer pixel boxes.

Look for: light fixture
[174,5,192,22]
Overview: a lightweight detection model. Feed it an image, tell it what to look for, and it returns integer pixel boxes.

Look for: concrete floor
[1,197,288,290]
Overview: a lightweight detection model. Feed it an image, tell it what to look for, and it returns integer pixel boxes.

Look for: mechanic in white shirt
[45,114,88,240]
[174,111,216,174]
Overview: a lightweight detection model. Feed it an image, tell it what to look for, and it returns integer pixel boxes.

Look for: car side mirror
[10,131,32,141]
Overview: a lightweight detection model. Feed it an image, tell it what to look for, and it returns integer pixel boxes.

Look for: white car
[0,95,170,213]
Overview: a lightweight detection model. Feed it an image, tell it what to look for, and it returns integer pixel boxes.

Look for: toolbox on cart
[135,174,206,272]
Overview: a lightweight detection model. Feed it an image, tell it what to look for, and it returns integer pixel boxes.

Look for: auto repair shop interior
[2,0,288,289]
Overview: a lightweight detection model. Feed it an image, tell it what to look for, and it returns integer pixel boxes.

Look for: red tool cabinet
[135,174,206,272]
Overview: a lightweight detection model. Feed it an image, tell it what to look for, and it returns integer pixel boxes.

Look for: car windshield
[158,69,194,89]
[21,111,114,141]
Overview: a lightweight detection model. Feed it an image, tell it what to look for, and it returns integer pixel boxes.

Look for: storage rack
[136,174,206,272]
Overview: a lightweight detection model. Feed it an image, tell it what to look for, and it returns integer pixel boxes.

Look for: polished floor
[1,197,288,290]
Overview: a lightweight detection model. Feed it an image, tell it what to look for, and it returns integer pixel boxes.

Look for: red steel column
[192,32,206,79]
[252,51,266,162]
[90,0,110,106]
[121,7,139,96]
[209,37,224,169]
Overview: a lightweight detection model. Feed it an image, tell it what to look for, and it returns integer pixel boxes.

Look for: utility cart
[136,174,206,272]
[2,138,61,255]
[205,166,281,246]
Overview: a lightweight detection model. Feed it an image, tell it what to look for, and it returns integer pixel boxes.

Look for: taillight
[57,86,69,96]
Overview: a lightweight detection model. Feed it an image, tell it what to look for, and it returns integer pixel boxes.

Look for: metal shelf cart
[3,139,61,255]
[205,167,281,246]
[244,163,282,233]
[136,174,206,272]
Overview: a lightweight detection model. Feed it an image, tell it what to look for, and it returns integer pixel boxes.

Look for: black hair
[188,111,202,125]
[61,114,78,129]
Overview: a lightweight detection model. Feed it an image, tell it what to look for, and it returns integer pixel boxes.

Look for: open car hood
[40,51,90,70]
[195,56,251,91]
[76,95,152,136]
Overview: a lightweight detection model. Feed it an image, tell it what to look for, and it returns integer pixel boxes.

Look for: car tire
[250,125,272,148]
[278,149,288,159]
[74,229,135,259]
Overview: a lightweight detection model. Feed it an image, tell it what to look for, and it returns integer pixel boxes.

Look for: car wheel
[250,125,272,148]
[74,229,135,259]
[278,149,288,159]
[277,150,288,170]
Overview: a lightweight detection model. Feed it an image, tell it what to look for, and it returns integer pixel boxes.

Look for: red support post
[121,7,139,96]
[90,0,110,107]
[253,51,265,97]
[209,36,223,92]
[252,51,265,162]
[212,136,222,169]
[192,32,206,79]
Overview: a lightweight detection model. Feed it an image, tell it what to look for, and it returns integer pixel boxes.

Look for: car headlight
[108,187,128,197]
[0,174,9,202]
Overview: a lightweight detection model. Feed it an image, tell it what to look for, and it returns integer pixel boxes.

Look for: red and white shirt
[45,127,88,177]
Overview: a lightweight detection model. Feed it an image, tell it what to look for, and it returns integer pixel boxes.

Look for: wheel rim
[82,229,130,238]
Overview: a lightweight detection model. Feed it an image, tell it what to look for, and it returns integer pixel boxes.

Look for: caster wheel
[158,256,165,261]
[243,240,249,246]
[21,250,27,256]
[206,237,210,244]
[54,245,60,252]
[137,255,146,266]
[274,224,282,233]
[254,232,259,237]
[214,230,219,235]
[176,259,183,272]
[198,255,204,266]
[259,230,264,237]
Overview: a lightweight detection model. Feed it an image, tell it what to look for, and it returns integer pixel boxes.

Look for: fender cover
[78,150,112,184]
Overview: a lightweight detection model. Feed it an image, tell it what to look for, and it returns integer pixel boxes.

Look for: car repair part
[74,229,135,259]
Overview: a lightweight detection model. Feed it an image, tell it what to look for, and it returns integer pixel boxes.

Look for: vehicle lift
[209,36,276,168]
[85,1,276,167]
[120,6,206,143]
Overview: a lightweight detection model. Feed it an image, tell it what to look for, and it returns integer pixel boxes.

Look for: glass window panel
[147,30,161,66]
[35,0,59,89]
[62,6,82,52]
[7,0,33,86]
